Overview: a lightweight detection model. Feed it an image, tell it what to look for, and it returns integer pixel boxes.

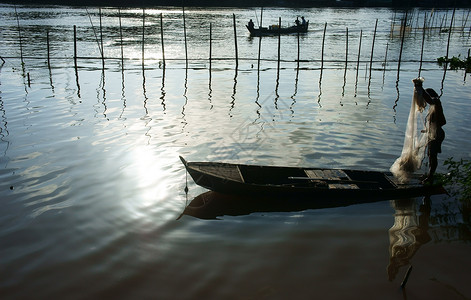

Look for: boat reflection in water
[181,191,395,220]
[387,197,431,281]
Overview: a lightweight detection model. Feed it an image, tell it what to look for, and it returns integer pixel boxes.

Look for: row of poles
[391,7,471,34]
[7,7,471,86]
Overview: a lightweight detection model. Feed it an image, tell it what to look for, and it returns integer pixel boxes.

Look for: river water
[1,4,471,299]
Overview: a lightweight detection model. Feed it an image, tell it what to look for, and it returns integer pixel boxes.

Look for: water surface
[1,5,471,299]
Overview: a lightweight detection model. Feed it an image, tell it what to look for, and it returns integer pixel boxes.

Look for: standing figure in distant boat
[295,17,300,26]
[301,16,307,27]
[413,78,446,184]
[248,19,255,30]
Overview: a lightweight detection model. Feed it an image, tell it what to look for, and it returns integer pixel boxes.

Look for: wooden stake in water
[160,13,165,67]
[445,8,456,60]
[354,30,362,97]
[47,30,51,69]
[342,27,349,97]
[397,12,408,77]
[183,7,188,69]
[99,8,104,69]
[321,22,327,70]
[233,14,239,69]
[369,19,378,80]
[419,13,427,77]
[297,30,300,69]
[119,8,124,71]
[277,17,281,71]
[142,8,145,70]
[209,22,212,72]
[345,27,349,72]
[74,25,78,70]
[14,6,24,65]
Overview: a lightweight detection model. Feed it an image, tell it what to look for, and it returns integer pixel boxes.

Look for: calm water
[1,4,471,299]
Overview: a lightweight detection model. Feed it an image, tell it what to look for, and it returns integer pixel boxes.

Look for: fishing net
[390,78,428,183]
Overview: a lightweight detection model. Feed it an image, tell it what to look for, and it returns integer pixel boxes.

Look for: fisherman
[248,19,255,30]
[301,16,307,27]
[295,17,300,26]
[412,78,446,184]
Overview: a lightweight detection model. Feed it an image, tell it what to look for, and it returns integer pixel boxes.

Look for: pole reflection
[0,61,10,162]
[161,66,167,112]
[290,65,299,119]
[118,68,126,120]
[229,68,237,117]
[75,67,81,99]
[181,68,188,131]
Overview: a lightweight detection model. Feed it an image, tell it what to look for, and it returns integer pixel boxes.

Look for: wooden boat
[179,156,446,200]
[246,22,309,37]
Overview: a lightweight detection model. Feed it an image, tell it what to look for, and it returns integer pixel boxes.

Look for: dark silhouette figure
[413,78,446,184]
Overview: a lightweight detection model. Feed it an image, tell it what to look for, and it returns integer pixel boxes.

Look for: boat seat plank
[305,169,350,180]
[194,165,244,183]
[305,169,358,189]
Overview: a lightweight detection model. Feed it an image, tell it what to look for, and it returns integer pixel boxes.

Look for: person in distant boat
[248,19,255,30]
[301,16,307,27]
[413,78,446,184]
[295,17,300,26]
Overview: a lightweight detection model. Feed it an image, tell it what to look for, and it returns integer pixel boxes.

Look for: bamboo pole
[277,17,281,71]
[142,9,145,70]
[463,10,470,31]
[356,30,362,72]
[445,8,456,60]
[119,8,124,71]
[257,8,263,73]
[74,25,78,70]
[183,7,188,69]
[209,22,212,72]
[355,29,362,97]
[14,6,24,65]
[397,12,408,77]
[99,8,104,69]
[47,30,51,69]
[345,27,349,71]
[419,14,427,77]
[369,19,378,80]
[296,30,300,68]
[160,13,165,67]
[233,14,238,69]
[321,22,327,70]
[342,27,348,98]
[257,36,262,72]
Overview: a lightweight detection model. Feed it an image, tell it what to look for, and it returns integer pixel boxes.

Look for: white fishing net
[390,78,428,183]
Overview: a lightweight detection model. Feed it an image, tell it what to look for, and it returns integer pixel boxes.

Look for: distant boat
[246,21,309,37]
[179,156,446,200]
